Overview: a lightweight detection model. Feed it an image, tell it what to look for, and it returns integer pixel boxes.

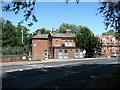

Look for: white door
[44,50,48,59]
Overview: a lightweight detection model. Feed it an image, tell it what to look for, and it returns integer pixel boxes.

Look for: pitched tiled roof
[50,32,75,38]
[32,32,75,39]
[32,34,48,39]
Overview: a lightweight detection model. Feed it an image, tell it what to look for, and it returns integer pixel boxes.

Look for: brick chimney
[52,28,56,33]
[37,28,41,34]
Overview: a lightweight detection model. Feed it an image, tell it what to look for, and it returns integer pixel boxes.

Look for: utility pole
[21,27,24,45]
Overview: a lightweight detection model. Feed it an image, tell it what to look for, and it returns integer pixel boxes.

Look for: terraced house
[99,35,120,57]
[30,29,85,60]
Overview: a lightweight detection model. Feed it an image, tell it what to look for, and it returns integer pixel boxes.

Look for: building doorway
[44,50,48,59]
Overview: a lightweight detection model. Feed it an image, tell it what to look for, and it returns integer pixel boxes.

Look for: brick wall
[32,39,49,60]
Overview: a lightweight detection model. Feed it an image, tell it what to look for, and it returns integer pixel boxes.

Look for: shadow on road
[2,64,120,89]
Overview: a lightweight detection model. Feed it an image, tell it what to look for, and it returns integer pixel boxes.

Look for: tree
[2,0,37,27]
[2,0,80,27]
[16,25,30,53]
[102,29,119,40]
[102,29,115,36]
[2,20,17,47]
[59,23,78,33]
[2,19,31,54]
[74,26,102,57]
[40,28,50,34]
[65,0,120,35]
[97,1,120,37]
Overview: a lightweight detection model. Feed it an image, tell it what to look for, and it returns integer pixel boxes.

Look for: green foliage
[102,29,115,36]
[102,29,120,40]
[2,20,16,47]
[98,1,120,34]
[40,28,50,34]
[2,1,37,27]
[2,19,30,55]
[74,26,102,57]
[59,23,78,33]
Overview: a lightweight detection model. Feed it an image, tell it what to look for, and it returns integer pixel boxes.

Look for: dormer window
[65,41,69,46]
[112,37,115,42]
[102,37,106,43]
[69,40,72,46]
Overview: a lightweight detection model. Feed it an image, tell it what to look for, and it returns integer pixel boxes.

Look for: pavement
[0,57,107,66]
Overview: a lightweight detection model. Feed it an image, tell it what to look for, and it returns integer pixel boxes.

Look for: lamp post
[21,26,24,45]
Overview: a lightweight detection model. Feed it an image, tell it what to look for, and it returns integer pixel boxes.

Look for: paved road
[2,58,119,73]
[2,58,120,89]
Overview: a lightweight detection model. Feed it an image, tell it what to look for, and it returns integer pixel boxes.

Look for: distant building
[99,35,120,57]
[30,29,85,60]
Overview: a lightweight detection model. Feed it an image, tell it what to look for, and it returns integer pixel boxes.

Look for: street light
[21,26,24,45]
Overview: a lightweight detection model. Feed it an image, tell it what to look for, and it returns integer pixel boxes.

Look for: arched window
[64,50,68,58]
[80,50,84,58]
[59,49,63,59]
[74,49,79,58]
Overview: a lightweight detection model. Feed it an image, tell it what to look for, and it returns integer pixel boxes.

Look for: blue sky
[2,2,106,35]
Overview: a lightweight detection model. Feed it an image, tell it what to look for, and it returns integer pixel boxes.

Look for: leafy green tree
[74,26,102,57]
[2,19,31,54]
[0,18,3,57]
[102,29,119,40]
[102,29,115,36]
[2,0,37,27]
[2,20,17,47]
[98,1,120,36]
[59,23,78,33]
[16,25,32,54]
[40,28,50,34]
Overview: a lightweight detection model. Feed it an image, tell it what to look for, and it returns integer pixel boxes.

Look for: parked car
[111,52,120,57]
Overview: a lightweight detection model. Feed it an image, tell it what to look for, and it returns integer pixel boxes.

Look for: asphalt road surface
[2,58,120,89]
[2,58,119,73]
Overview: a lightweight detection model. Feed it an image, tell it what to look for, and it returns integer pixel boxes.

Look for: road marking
[6,68,33,73]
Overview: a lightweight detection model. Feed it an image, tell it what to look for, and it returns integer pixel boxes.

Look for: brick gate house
[30,29,85,60]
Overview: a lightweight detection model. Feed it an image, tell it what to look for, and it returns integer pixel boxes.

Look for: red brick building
[30,29,85,60]
[99,35,120,57]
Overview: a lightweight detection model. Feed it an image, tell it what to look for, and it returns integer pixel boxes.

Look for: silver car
[111,52,120,57]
